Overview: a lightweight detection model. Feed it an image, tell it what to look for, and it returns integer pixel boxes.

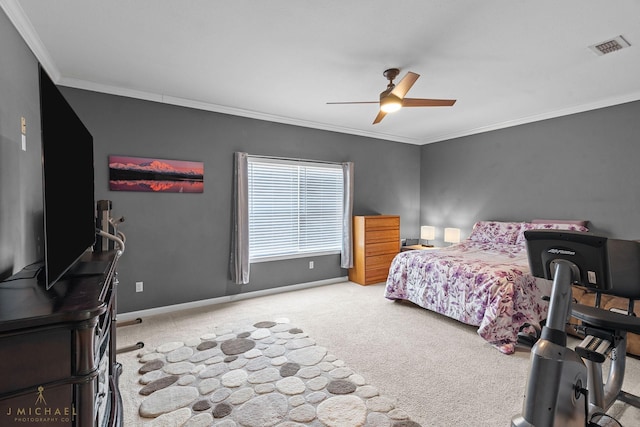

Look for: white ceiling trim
[1,0,59,81]
[57,76,640,146]
[58,76,422,145]
[4,0,640,146]
[1,0,421,146]
[424,90,640,144]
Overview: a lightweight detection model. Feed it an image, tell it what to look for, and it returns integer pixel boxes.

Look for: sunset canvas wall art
[109,155,204,193]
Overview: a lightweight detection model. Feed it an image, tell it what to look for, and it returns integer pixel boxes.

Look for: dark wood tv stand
[0,250,123,427]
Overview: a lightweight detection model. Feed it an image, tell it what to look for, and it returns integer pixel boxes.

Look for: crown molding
[419,91,640,145]
[54,76,640,146]
[4,0,639,146]
[59,76,421,145]
[1,0,60,81]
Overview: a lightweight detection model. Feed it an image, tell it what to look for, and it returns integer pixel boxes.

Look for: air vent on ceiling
[589,35,631,56]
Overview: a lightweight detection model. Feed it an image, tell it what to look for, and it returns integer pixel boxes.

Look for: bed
[384,220,589,354]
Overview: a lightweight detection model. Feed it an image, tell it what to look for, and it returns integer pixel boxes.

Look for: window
[247,157,344,262]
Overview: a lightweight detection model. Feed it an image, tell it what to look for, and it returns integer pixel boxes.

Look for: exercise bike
[512,230,640,427]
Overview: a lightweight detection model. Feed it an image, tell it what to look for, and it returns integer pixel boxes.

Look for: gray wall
[420,101,640,243]
[0,8,43,280]
[58,88,421,313]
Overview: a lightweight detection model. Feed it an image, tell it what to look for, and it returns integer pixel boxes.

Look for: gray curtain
[231,152,250,284]
[341,162,354,268]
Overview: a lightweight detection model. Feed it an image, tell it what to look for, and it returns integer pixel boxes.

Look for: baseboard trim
[117,276,348,322]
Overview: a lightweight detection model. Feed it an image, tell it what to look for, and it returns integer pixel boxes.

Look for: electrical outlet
[136,281,143,292]
[309,261,314,269]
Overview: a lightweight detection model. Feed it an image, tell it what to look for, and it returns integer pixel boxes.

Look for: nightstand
[400,245,440,252]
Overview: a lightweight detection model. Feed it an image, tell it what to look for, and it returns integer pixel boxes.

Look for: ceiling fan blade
[390,72,419,99]
[372,110,387,124]
[326,101,378,105]
[402,98,457,107]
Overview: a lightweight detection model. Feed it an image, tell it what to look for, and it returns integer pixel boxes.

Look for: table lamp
[420,226,435,247]
[444,227,461,246]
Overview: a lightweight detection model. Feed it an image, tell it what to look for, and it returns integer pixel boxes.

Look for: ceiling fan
[327,68,456,124]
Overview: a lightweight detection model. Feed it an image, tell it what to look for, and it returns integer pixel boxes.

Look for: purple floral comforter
[384,241,549,354]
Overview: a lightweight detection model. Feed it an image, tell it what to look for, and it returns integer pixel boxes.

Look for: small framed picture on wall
[108,155,204,193]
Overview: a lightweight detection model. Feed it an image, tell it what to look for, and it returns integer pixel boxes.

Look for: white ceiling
[3,0,640,145]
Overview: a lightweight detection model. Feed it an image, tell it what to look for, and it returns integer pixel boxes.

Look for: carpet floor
[116,281,640,426]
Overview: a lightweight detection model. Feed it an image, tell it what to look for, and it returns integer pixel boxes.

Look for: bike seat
[572,303,640,335]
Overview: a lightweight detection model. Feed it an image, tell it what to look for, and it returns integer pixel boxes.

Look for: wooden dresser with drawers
[349,215,400,285]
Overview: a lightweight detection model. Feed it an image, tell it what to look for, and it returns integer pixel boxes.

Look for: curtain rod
[247,153,345,166]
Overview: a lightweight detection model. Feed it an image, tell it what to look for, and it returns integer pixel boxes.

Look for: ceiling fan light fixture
[327,68,456,124]
[380,94,402,113]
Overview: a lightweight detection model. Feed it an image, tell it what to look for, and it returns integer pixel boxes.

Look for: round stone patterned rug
[135,318,422,426]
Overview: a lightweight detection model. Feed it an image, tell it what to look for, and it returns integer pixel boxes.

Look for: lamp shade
[444,227,461,244]
[420,226,435,241]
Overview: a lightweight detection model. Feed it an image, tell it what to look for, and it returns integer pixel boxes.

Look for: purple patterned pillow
[468,221,524,245]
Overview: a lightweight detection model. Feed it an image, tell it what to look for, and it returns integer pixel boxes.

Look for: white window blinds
[247,157,344,261]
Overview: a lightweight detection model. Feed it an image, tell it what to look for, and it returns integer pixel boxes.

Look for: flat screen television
[38,65,96,289]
